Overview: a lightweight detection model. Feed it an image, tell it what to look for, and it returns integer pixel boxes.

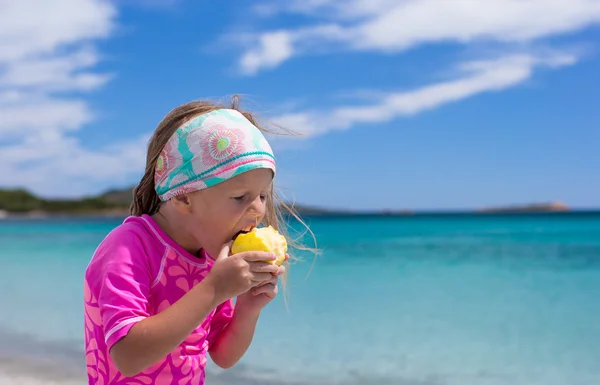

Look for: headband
[154,108,276,201]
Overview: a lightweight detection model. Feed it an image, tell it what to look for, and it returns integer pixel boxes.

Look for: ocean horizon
[1,212,599,384]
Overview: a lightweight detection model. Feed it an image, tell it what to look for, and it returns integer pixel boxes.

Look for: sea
[0,212,599,385]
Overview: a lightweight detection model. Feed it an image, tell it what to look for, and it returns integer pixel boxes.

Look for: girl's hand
[235,254,288,313]
[205,242,279,304]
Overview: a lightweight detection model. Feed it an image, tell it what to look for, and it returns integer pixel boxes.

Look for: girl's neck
[151,210,203,257]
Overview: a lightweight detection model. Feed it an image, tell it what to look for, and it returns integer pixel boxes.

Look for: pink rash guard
[83,214,234,384]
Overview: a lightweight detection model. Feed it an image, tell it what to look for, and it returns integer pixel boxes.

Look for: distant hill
[101,188,135,206]
[0,187,573,216]
[477,201,569,213]
[0,188,128,214]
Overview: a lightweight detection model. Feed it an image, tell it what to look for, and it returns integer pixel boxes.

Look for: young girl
[83,97,307,384]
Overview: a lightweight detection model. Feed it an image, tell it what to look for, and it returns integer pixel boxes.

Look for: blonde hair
[130,96,317,285]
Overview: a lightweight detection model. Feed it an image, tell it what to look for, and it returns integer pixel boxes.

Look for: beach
[0,362,83,385]
[1,213,600,385]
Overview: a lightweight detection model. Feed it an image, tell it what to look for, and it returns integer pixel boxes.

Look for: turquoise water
[1,213,600,384]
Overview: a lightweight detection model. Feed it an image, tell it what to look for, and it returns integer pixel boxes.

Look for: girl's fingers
[253,283,278,297]
[241,252,277,263]
[249,261,280,274]
[254,279,271,288]
[250,272,274,283]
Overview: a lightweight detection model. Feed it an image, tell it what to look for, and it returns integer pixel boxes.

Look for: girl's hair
[130,95,317,266]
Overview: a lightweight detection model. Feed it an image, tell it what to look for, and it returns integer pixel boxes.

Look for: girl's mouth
[232,225,255,240]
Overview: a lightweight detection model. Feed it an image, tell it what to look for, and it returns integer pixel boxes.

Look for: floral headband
[154,108,276,201]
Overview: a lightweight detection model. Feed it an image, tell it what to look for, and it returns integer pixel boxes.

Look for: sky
[1,0,599,211]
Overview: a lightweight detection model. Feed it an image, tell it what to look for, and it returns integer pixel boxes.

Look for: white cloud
[240,31,295,75]
[0,1,114,61]
[0,48,112,93]
[270,52,578,138]
[0,0,148,197]
[240,0,600,74]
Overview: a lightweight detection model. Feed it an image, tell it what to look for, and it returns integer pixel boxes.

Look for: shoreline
[2,202,600,221]
[0,329,86,384]
[3,186,599,220]
[0,326,362,385]
[0,329,328,385]
[0,354,336,385]
[0,187,591,218]
[0,358,85,385]
[2,209,600,221]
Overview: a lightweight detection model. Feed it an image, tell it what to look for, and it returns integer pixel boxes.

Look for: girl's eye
[233,194,267,202]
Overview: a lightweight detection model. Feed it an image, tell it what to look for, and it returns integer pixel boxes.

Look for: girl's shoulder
[86,215,167,278]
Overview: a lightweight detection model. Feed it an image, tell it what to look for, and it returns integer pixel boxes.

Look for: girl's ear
[171,194,192,214]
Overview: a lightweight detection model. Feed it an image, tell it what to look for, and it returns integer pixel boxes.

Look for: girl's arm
[208,271,284,368]
[110,279,219,376]
[108,248,277,377]
[208,304,261,368]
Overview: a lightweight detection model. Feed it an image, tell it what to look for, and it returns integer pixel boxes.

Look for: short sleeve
[95,231,152,350]
[207,299,234,347]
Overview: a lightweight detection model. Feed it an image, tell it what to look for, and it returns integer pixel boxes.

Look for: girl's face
[174,168,274,258]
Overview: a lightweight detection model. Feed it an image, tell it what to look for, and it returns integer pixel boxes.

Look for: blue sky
[1,0,599,211]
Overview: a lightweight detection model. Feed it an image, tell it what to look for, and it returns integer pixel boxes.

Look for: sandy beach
[0,373,83,385]
[0,353,332,385]
[0,375,81,385]
[0,328,87,385]
[0,356,84,385]
[0,324,326,385]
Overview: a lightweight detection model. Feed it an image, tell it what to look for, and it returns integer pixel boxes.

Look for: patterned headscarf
[154,108,276,201]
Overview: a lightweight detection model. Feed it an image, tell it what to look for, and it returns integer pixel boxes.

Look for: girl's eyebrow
[229,187,254,195]
[229,187,270,197]
[228,178,273,193]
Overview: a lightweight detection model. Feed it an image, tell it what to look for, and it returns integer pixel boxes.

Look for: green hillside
[0,187,572,216]
[0,188,130,214]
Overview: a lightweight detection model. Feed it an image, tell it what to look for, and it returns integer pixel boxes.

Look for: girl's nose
[249,195,266,216]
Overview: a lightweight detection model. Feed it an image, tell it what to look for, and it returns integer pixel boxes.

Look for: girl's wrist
[233,297,262,317]
[191,279,221,314]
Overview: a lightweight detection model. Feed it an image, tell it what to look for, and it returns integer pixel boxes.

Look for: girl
[84,97,308,384]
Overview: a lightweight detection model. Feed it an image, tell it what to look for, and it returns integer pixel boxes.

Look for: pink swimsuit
[84,214,234,384]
